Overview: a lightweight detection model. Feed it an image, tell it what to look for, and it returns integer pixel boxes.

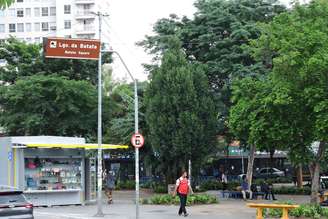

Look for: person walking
[173,171,193,217]
[105,170,116,204]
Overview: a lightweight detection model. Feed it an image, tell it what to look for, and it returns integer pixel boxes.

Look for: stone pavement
[34,190,311,219]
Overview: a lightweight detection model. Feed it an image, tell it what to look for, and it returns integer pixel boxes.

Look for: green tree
[249,0,328,203]
[0,0,13,9]
[0,37,109,85]
[145,39,217,183]
[229,76,313,186]
[0,75,98,137]
[139,0,286,141]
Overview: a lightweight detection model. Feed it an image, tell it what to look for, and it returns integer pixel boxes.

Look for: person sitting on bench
[261,180,277,200]
[241,175,252,201]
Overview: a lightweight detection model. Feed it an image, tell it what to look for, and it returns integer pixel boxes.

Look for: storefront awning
[12,143,129,150]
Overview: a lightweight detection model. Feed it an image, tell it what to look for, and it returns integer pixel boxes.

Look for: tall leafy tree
[249,0,328,203]
[145,39,217,183]
[0,0,13,9]
[139,0,286,148]
[229,76,313,186]
[0,75,98,137]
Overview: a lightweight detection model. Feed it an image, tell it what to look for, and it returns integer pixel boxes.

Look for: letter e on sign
[131,133,144,148]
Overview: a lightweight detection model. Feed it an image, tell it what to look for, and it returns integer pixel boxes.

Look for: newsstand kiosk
[0,136,127,206]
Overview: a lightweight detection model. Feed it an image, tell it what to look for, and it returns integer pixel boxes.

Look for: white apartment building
[0,0,110,44]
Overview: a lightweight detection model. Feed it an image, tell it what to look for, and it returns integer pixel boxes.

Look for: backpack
[178,178,189,195]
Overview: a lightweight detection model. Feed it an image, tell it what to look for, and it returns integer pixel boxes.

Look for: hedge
[141,194,218,205]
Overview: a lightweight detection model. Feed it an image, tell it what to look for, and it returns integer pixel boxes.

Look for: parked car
[255,168,285,179]
[0,185,33,219]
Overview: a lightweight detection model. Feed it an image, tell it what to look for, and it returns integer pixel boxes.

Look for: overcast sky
[107,0,309,82]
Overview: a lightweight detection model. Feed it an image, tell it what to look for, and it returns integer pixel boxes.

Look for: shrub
[153,185,168,193]
[199,180,223,191]
[116,180,135,190]
[290,204,327,219]
[143,194,218,205]
[274,186,311,195]
[265,203,327,219]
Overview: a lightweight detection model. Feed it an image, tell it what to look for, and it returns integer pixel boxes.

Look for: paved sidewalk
[34,190,310,219]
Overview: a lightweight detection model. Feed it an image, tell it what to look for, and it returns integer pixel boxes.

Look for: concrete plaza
[34,190,310,219]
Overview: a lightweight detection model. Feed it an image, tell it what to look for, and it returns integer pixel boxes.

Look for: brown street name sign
[44,37,101,60]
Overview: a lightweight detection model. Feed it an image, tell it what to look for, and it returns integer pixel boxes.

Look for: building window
[17,0,24,2]
[50,7,56,16]
[41,7,48,16]
[34,8,40,17]
[0,10,5,16]
[26,23,31,32]
[25,8,31,17]
[50,22,56,31]
[64,20,71,29]
[41,22,48,31]
[17,23,24,32]
[0,24,5,33]
[83,4,91,10]
[64,5,71,14]
[34,37,40,43]
[17,8,24,17]
[9,23,16,32]
[26,38,32,43]
[8,8,15,17]
[34,22,40,31]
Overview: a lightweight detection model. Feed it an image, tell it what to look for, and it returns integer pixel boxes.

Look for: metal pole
[134,80,139,219]
[102,50,139,219]
[188,159,192,185]
[96,12,104,217]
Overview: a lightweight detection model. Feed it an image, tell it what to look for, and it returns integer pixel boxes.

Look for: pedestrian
[221,171,228,190]
[241,175,252,201]
[173,170,193,217]
[105,170,116,204]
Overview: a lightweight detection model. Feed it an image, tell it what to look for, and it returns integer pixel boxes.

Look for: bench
[319,191,328,203]
[221,191,265,199]
[247,203,299,219]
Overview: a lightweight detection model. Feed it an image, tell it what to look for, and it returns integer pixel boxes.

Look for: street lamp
[102,49,140,219]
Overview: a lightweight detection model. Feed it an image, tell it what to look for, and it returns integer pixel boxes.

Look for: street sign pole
[96,12,103,217]
[134,79,140,219]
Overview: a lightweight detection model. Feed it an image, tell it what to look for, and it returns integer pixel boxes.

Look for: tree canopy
[0,75,97,137]
[145,39,217,182]
[139,0,286,137]
[230,0,328,203]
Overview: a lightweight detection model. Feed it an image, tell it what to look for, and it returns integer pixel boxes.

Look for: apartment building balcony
[76,26,96,35]
[75,10,95,19]
[75,0,95,4]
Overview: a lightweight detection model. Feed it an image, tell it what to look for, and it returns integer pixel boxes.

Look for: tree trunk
[296,165,303,188]
[310,141,326,204]
[247,145,256,186]
[269,148,275,168]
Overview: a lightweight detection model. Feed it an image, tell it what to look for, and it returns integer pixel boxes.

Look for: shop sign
[43,37,100,60]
